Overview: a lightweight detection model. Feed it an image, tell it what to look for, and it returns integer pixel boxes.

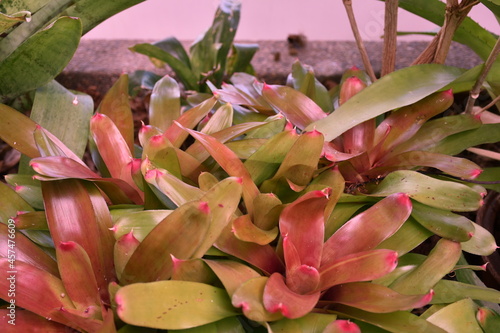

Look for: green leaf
[168,317,245,333]
[411,201,475,242]
[376,217,433,256]
[152,36,191,67]
[116,281,238,329]
[426,299,483,333]
[164,97,217,147]
[113,210,172,242]
[227,43,259,76]
[0,181,32,224]
[149,75,181,131]
[330,304,447,333]
[120,200,210,283]
[64,0,146,35]
[96,74,134,152]
[130,43,198,91]
[306,64,466,141]
[322,282,433,313]
[244,127,299,185]
[181,126,260,216]
[268,313,339,333]
[390,238,462,295]
[0,11,31,34]
[461,221,498,256]
[432,279,500,304]
[204,259,261,298]
[367,170,484,212]
[431,123,500,156]
[0,16,81,96]
[193,177,243,258]
[290,60,332,112]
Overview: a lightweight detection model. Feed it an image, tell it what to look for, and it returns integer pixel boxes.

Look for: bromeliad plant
[1,0,500,332]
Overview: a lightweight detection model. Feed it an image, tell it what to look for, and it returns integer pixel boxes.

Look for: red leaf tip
[350,66,360,71]
[395,192,411,208]
[120,230,139,245]
[59,241,77,251]
[35,124,42,130]
[235,177,243,184]
[268,302,290,317]
[91,113,106,121]
[150,134,164,145]
[333,320,361,333]
[470,169,483,179]
[262,83,271,91]
[198,201,210,214]
[306,128,323,137]
[443,89,453,97]
[14,185,24,192]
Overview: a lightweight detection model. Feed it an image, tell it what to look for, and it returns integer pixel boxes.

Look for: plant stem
[381,0,398,77]
[465,36,500,114]
[413,0,476,65]
[342,0,377,82]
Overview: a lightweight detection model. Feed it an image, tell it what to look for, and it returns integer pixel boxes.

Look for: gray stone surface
[57,39,483,100]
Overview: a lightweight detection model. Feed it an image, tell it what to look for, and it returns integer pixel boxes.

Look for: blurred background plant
[0,0,500,332]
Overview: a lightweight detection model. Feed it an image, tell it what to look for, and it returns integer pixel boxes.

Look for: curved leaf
[367,170,484,212]
[262,84,326,129]
[322,282,433,313]
[121,200,210,283]
[263,273,321,319]
[322,193,411,266]
[116,281,238,330]
[306,64,465,140]
[0,16,81,96]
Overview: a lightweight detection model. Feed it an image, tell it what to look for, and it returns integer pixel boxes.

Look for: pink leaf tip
[470,169,483,179]
[59,241,77,251]
[268,302,290,317]
[120,230,139,245]
[350,66,360,71]
[198,201,210,214]
[150,134,164,145]
[14,185,24,192]
[235,177,243,184]
[395,192,411,208]
[91,113,106,121]
[443,89,453,97]
[332,320,361,333]
[306,128,323,137]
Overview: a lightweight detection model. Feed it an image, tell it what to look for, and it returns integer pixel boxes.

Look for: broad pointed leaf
[263,273,321,319]
[367,170,484,212]
[121,200,210,283]
[319,250,399,291]
[149,75,181,131]
[96,74,134,152]
[116,281,238,329]
[322,282,433,313]
[262,84,326,129]
[306,64,466,140]
[322,193,411,266]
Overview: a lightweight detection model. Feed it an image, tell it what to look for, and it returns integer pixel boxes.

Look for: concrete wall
[82,0,499,41]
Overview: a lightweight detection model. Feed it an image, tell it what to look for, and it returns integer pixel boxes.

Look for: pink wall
[83,0,499,41]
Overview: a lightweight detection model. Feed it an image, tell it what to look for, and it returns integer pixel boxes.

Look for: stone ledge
[56,39,482,102]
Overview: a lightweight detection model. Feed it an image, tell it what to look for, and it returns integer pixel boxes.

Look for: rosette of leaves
[129,0,259,94]
[1,57,500,331]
